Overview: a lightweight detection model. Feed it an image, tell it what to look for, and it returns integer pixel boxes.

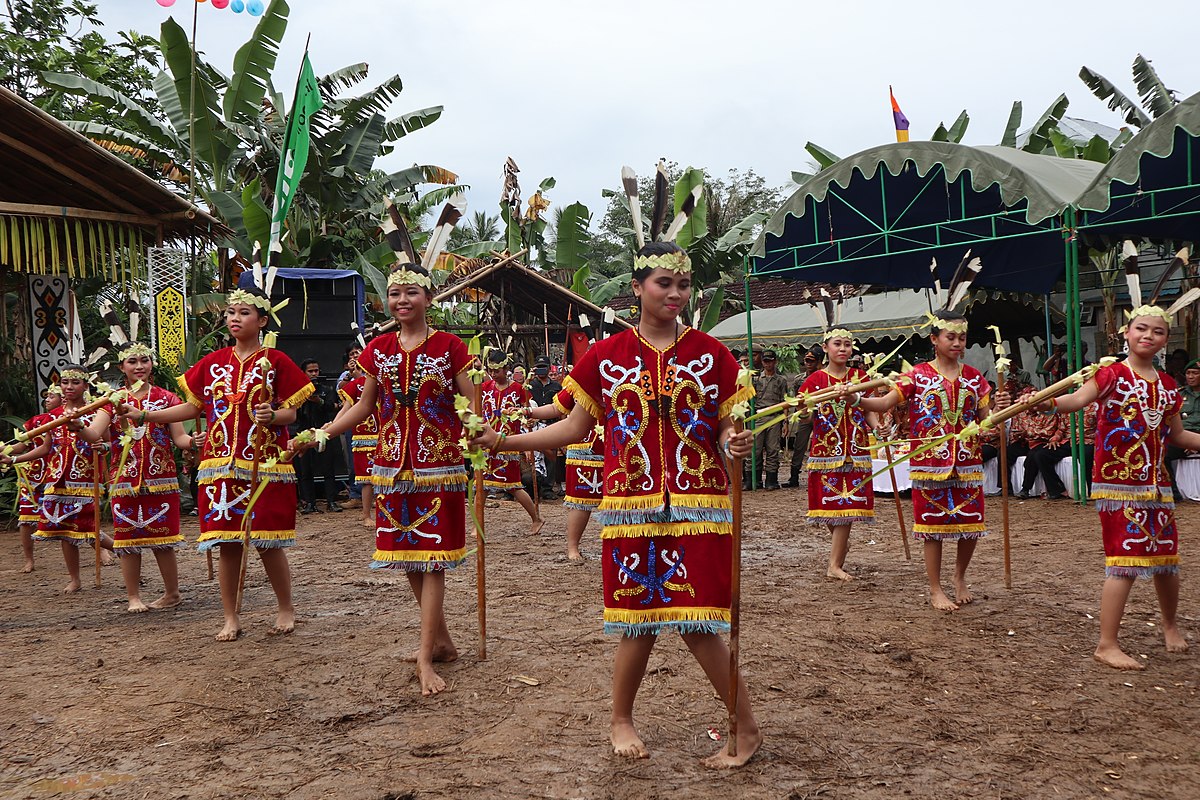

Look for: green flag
[270,53,323,247]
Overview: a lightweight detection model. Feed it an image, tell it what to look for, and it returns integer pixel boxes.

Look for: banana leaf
[1078,66,1150,128]
[225,0,290,124]
[555,202,591,271]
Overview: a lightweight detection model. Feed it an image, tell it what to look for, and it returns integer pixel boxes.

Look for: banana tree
[1080,53,1180,130]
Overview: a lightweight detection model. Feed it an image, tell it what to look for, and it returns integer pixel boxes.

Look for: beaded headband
[227,287,289,325]
[45,385,63,396]
[117,342,155,362]
[823,327,855,342]
[60,368,90,382]
[634,250,692,275]
[924,311,969,334]
[387,267,433,289]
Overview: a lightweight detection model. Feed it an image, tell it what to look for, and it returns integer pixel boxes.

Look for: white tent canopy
[710,290,933,349]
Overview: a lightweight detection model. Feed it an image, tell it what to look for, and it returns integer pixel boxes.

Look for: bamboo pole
[92,450,102,588]
[998,427,1013,589]
[234,423,263,614]
[881,443,911,561]
[474,381,488,661]
[727,420,745,757]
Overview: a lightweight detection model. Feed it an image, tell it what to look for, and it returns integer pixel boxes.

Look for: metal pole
[1063,210,1085,503]
[1043,293,1052,389]
[742,256,757,490]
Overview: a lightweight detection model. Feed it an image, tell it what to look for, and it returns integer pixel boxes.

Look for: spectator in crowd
[1166,359,1200,501]
[783,345,823,488]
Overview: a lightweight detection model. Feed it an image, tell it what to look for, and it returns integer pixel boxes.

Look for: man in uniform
[751,349,789,490]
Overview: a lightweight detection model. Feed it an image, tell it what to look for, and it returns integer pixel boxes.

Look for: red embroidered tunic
[106,385,185,550]
[179,346,314,548]
[1091,363,1182,577]
[338,375,380,485]
[553,387,603,509]
[16,412,53,523]
[358,330,471,571]
[481,378,531,489]
[565,327,752,635]
[798,367,873,472]
[35,405,103,542]
[896,362,991,483]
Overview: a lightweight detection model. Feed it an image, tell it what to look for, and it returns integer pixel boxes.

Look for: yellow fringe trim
[278,381,316,410]
[114,535,184,548]
[913,523,986,534]
[35,530,96,542]
[1093,488,1170,502]
[374,470,467,489]
[198,457,296,478]
[602,521,732,539]
[18,513,40,523]
[718,384,755,421]
[553,395,570,415]
[1106,555,1180,568]
[596,492,732,513]
[483,478,521,489]
[808,509,876,518]
[604,606,730,625]
[563,376,602,422]
[197,529,294,543]
[176,375,203,408]
[910,469,983,482]
[372,547,468,563]
[566,456,603,467]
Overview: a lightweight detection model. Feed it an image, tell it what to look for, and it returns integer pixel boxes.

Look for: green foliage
[804,142,840,171]
[1021,94,1070,154]
[554,202,591,271]
[1000,100,1023,148]
[672,168,708,250]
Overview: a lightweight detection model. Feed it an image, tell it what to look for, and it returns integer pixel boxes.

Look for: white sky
[95,0,1197,219]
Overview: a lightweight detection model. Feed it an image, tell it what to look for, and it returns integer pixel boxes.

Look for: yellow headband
[227,288,290,325]
[60,369,89,382]
[117,342,155,362]
[924,311,968,334]
[387,267,433,289]
[634,250,692,274]
[46,385,63,396]
[823,328,855,342]
[1126,305,1172,326]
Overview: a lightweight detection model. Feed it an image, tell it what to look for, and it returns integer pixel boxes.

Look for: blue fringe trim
[197,466,297,484]
[114,542,184,555]
[369,557,466,573]
[564,499,600,511]
[912,478,983,490]
[1095,499,1175,511]
[376,482,467,496]
[595,506,732,526]
[1106,564,1180,579]
[913,530,988,542]
[604,620,732,637]
[806,459,873,473]
[806,515,874,526]
[197,537,294,552]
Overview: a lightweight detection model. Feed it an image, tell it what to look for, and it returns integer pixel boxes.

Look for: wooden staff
[727,420,745,757]
[984,358,1112,429]
[14,393,117,444]
[196,414,213,581]
[92,450,103,588]
[881,443,911,561]
[234,421,263,614]
[998,425,1013,590]
[474,381,488,661]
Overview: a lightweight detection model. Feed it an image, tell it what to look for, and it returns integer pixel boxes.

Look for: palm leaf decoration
[1132,54,1178,119]
[1078,66,1150,128]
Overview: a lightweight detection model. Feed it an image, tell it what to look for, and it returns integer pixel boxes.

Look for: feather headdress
[808,287,852,342]
[623,160,700,275]
[1126,244,1199,325]
[227,241,289,324]
[85,299,152,370]
[577,307,618,346]
[922,249,982,334]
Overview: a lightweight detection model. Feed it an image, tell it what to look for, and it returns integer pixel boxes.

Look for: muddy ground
[2,485,1199,799]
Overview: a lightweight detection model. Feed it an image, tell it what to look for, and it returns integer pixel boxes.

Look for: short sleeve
[1093,365,1117,402]
[358,336,384,381]
[714,339,753,420]
[553,387,574,415]
[179,352,212,408]
[447,334,471,376]
[273,351,317,409]
[563,341,603,421]
[797,372,822,396]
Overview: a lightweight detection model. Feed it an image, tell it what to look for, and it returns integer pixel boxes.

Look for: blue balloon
[247,0,263,15]
[231,0,244,11]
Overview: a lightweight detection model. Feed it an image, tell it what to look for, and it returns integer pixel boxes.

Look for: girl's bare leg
[215,543,242,641]
[61,540,81,593]
[827,523,852,580]
[1152,571,1188,652]
[119,551,148,612]
[566,508,589,561]
[148,548,182,609]
[511,488,544,534]
[924,540,957,611]
[19,524,34,572]
[258,547,295,635]
[681,632,763,769]
[611,634,656,759]
[405,571,457,663]
[1095,575,1143,669]
[361,484,375,528]
[408,571,450,696]
[952,538,978,604]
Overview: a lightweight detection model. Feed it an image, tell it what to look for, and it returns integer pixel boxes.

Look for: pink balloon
[212,0,230,7]
[156,0,176,7]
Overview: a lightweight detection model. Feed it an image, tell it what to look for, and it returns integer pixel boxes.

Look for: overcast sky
[96,0,1196,221]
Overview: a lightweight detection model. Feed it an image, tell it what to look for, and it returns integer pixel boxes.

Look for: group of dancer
[4,166,1196,771]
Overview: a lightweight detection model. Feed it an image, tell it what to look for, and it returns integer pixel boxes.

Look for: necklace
[635,322,681,416]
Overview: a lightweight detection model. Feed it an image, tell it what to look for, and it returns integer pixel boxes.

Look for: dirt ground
[2,484,1199,800]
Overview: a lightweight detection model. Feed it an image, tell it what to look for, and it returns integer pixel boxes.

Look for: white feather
[264,240,283,297]
[251,241,264,291]
[422,193,467,272]
[948,256,983,309]
[1166,287,1200,317]
[929,257,942,298]
[663,186,703,242]
[622,166,645,251]
[1121,240,1138,260]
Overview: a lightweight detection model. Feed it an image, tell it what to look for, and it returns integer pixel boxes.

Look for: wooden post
[474,381,488,661]
[92,451,103,588]
[234,425,263,613]
[882,443,911,561]
[727,420,745,757]
[998,426,1013,589]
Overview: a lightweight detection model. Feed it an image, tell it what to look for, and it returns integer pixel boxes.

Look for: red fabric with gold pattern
[797,368,874,524]
[16,412,52,523]
[107,385,185,550]
[482,378,530,489]
[554,388,603,509]
[179,346,314,550]
[339,375,379,485]
[35,406,103,544]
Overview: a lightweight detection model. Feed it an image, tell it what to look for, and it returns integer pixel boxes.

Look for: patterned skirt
[112,491,183,552]
[484,452,522,490]
[806,467,874,525]
[197,477,296,551]
[912,478,987,541]
[1098,502,1179,578]
[18,482,42,524]
[35,490,98,544]
[372,488,467,572]
[564,443,602,510]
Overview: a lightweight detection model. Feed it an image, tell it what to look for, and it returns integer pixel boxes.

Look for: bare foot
[826,566,853,581]
[62,579,82,593]
[530,518,546,536]
[953,579,973,604]
[269,608,296,636]
[1093,644,1145,670]
[406,642,460,663]
[215,619,242,642]
[703,727,764,769]
[1164,626,1189,653]
[568,553,585,564]
[417,662,447,696]
[127,598,150,613]
[930,590,959,612]
[100,548,115,567]
[20,561,34,574]
[148,593,182,610]
[362,519,374,529]
[610,720,649,759]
